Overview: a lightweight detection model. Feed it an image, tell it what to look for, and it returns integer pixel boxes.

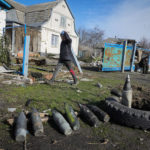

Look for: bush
[78,57,93,63]
[0,35,11,66]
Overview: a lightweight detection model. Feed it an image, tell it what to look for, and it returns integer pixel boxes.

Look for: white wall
[41,28,61,54]
[41,0,79,55]
[0,10,6,36]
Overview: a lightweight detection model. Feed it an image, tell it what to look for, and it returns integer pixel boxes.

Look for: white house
[4,0,79,55]
[0,10,6,35]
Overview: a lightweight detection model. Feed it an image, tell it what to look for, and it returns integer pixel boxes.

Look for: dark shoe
[71,80,79,86]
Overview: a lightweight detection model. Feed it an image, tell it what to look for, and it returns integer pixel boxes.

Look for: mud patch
[132,85,150,111]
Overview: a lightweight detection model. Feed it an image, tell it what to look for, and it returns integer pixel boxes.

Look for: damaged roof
[26,1,57,13]
[4,0,26,11]
[25,1,58,25]
[4,0,59,26]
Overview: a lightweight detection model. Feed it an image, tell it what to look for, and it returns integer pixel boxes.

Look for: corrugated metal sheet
[102,43,133,71]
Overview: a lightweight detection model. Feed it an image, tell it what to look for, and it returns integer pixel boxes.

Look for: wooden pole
[130,42,137,72]
[11,23,15,53]
[121,41,127,73]
[148,54,150,72]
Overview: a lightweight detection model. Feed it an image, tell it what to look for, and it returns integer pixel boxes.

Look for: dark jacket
[59,32,72,61]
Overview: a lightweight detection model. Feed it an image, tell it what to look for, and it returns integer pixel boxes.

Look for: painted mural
[102,43,133,71]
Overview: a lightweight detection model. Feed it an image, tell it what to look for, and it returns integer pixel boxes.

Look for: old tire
[111,89,122,98]
[105,99,150,130]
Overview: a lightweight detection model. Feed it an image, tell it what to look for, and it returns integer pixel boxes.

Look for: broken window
[60,16,66,28]
[51,34,59,47]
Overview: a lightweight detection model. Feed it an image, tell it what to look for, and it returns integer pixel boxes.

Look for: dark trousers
[143,65,148,74]
[51,60,77,83]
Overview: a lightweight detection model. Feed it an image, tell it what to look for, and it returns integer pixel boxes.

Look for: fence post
[11,23,15,53]
[130,42,137,72]
[22,35,30,78]
[121,41,127,73]
[148,54,150,72]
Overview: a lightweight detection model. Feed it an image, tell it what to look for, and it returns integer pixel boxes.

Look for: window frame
[51,34,59,47]
[60,16,66,28]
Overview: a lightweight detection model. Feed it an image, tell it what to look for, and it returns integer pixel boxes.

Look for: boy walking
[48,31,77,84]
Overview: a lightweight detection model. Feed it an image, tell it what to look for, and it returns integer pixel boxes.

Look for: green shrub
[78,57,93,63]
[0,35,11,66]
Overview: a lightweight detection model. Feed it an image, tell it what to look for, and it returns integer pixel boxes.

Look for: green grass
[1,69,150,150]
[0,74,123,112]
[0,73,122,141]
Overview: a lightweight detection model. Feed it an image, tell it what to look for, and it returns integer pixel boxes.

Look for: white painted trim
[41,27,78,38]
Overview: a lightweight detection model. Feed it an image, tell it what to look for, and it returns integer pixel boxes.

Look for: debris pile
[0,73,33,85]
[0,66,15,73]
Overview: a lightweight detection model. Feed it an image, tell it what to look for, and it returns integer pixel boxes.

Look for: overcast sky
[15,0,150,42]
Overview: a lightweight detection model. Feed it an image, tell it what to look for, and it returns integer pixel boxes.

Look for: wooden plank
[11,23,15,53]
[130,42,137,72]
[148,55,150,72]
[121,41,127,73]
[71,48,83,74]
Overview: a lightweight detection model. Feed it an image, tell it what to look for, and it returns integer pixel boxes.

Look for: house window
[55,18,58,22]
[51,34,59,47]
[62,5,66,8]
[60,16,66,28]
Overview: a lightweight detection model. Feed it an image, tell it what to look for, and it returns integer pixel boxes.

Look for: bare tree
[77,28,89,46]
[77,26,104,49]
[139,37,150,49]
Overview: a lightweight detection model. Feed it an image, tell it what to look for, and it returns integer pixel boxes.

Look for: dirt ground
[0,68,150,150]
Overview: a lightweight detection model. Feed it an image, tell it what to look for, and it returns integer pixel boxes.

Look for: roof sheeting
[26,1,57,13]
[6,9,18,23]
[25,9,52,25]
[4,0,74,27]
[4,0,58,25]
[4,0,26,11]
[16,10,25,24]
[6,9,25,24]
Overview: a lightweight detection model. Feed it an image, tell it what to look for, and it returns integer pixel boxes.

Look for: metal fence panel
[102,43,133,71]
